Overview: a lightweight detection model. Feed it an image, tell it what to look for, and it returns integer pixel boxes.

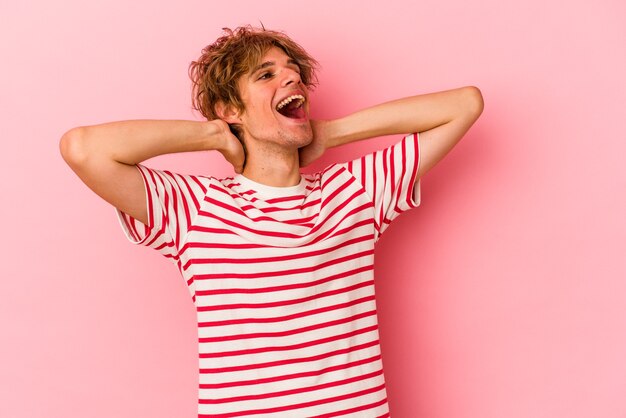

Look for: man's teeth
[276,94,305,110]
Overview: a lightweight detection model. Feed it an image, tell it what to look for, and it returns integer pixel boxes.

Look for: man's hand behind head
[212,119,246,174]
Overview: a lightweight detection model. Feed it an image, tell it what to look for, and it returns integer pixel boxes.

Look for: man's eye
[258,72,273,80]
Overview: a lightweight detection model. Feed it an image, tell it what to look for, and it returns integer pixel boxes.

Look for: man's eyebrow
[249,58,299,78]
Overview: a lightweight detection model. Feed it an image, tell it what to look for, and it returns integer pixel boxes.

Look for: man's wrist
[204,119,228,151]
[324,117,347,149]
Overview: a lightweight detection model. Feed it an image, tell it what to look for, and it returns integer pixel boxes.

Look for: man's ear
[215,101,243,124]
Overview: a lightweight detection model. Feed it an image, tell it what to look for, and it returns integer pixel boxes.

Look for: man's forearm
[325,86,483,149]
[63,119,222,166]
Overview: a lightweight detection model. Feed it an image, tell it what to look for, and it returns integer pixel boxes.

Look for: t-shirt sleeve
[336,132,421,242]
[115,164,206,264]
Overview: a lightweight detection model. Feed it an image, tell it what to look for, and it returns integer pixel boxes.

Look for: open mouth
[276,94,306,120]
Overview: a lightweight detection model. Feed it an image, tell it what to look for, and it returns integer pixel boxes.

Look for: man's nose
[281,68,301,86]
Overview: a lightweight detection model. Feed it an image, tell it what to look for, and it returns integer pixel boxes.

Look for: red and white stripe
[116,132,421,417]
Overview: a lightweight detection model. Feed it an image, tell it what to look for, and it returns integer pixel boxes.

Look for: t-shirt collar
[234,173,306,198]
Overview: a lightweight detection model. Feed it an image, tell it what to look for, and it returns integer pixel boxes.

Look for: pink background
[2,0,625,417]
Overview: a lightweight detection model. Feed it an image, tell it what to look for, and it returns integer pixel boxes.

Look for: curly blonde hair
[188,25,320,140]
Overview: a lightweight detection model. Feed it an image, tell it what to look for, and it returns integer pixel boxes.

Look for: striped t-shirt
[116,132,421,417]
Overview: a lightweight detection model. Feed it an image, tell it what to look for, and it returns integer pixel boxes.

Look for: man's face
[234,46,313,151]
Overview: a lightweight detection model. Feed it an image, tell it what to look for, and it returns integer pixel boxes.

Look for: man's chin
[299,123,314,145]
[294,130,314,150]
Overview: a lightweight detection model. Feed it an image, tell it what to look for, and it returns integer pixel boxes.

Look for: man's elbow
[59,127,88,168]
[465,86,484,117]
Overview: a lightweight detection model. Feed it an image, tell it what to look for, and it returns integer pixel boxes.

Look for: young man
[60,25,483,417]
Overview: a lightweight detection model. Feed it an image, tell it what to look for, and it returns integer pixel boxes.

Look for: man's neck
[241,146,302,187]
